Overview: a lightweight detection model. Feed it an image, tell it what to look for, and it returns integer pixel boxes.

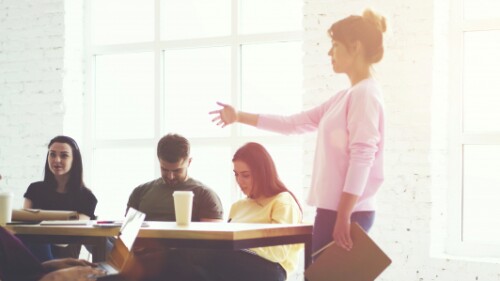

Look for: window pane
[464,0,500,20]
[463,31,500,133]
[240,0,302,34]
[264,143,304,201]
[241,42,303,136]
[92,147,155,219]
[95,53,155,140]
[161,0,231,40]
[91,0,154,45]
[189,145,233,220]
[463,145,500,244]
[164,47,231,138]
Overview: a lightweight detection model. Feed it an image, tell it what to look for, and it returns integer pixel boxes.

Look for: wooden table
[7,221,313,269]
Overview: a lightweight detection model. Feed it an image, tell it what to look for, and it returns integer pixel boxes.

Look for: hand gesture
[209,101,237,128]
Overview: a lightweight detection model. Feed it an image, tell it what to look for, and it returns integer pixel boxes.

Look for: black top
[24,181,98,219]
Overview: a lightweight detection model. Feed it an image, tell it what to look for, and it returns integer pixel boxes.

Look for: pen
[97,220,115,224]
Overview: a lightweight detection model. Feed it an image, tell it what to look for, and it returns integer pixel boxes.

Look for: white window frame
[83,0,304,217]
[447,0,500,259]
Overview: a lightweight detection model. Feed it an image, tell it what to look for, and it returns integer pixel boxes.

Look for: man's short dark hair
[157,133,190,163]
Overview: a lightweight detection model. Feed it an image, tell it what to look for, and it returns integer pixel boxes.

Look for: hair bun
[362,9,387,33]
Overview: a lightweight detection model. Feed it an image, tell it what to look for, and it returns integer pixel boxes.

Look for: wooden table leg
[304,234,312,270]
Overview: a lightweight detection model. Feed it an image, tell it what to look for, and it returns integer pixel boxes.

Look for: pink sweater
[257,78,384,212]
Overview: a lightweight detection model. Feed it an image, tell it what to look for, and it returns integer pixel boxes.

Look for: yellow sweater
[229,192,302,277]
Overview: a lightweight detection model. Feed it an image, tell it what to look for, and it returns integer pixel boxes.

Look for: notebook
[304,223,391,281]
[96,208,146,277]
[40,220,89,225]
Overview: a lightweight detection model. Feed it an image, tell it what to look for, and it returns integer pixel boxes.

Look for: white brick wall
[0,0,84,207]
[304,0,500,281]
[1,0,500,280]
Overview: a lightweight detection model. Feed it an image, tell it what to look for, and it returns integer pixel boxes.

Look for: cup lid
[0,191,12,196]
[173,191,194,196]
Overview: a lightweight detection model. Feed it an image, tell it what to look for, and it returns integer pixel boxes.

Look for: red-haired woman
[178,142,302,281]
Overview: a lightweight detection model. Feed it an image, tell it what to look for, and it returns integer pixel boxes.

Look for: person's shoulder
[24,181,48,199]
[351,78,382,96]
[80,186,97,198]
[349,79,383,106]
[185,178,211,191]
[230,197,251,209]
[320,88,351,110]
[135,178,163,190]
[262,192,299,211]
[271,191,295,203]
[26,181,46,190]
[326,88,349,102]
[270,192,301,216]
[29,181,45,186]
[185,178,221,197]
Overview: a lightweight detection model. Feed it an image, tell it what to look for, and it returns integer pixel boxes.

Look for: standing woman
[24,135,97,260]
[211,9,387,253]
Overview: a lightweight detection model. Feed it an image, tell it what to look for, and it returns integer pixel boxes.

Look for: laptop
[304,223,391,281]
[96,207,146,277]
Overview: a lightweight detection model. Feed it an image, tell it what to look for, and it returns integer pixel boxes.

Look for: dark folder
[304,223,391,281]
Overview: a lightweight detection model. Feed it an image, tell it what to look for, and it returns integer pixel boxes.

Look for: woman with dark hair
[182,142,302,281]
[0,174,103,281]
[211,9,387,254]
[23,135,97,260]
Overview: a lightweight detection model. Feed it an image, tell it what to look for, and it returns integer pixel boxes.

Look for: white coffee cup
[0,191,13,226]
[173,191,194,226]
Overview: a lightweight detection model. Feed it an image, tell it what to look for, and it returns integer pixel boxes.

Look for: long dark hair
[232,142,302,213]
[44,135,85,192]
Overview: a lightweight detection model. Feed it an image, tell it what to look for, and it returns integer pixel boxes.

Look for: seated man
[122,134,224,280]
[127,133,224,222]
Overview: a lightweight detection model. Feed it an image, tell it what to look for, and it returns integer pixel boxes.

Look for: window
[448,0,500,258]
[86,0,304,219]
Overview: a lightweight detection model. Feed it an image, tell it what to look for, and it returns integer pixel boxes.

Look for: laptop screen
[119,208,146,251]
[104,208,146,272]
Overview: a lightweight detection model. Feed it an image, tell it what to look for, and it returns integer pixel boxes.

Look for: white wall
[1,0,499,280]
[303,0,500,280]
[0,0,84,206]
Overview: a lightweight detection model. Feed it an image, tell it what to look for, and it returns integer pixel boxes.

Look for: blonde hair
[362,9,387,34]
[328,9,387,63]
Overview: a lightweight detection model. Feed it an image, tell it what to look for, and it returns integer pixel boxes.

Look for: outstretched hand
[209,101,238,128]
